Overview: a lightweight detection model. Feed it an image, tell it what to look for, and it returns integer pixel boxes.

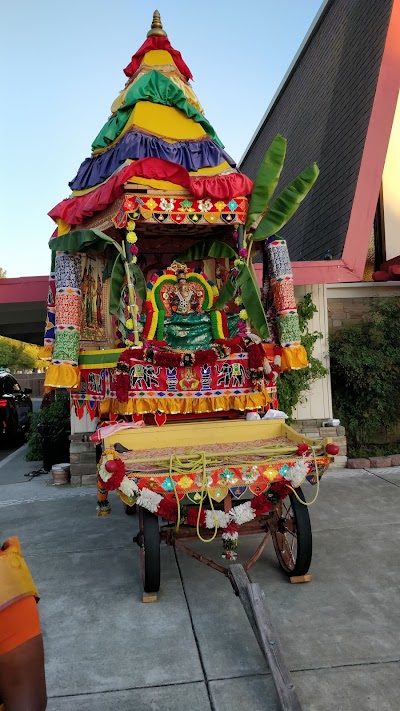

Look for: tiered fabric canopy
[49,11,253,234]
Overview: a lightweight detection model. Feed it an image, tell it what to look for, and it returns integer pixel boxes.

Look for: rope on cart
[286,446,321,506]
[196,453,219,544]
[167,452,219,542]
[168,455,181,533]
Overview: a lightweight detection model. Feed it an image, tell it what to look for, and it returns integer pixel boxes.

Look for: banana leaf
[253,163,319,241]
[245,135,287,231]
[49,229,121,254]
[212,274,237,310]
[129,262,146,301]
[102,257,114,282]
[237,264,270,340]
[109,254,125,314]
[175,239,237,263]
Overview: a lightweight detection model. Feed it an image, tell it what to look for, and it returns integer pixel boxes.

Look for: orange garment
[0,597,41,655]
[0,538,41,655]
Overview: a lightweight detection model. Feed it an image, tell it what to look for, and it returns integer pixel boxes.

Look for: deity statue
[169,262,200,315]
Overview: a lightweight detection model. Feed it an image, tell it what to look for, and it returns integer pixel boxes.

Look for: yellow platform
[103,419,331,453]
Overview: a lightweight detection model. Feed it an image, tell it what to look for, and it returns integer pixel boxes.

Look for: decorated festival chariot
[41,11,337,599]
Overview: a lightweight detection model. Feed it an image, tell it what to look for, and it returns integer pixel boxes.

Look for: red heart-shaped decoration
[155,410,167,427]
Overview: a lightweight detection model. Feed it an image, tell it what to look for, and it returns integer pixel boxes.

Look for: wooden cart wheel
[271,487,312,576]
[125,504,137,515]
[139,508,160,593]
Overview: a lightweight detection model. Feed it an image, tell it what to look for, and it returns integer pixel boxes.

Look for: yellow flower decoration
[127,220,136,230]
[126,231,138,244]
[264,467,279,482]
[131,256,137,264]
[234,296,242,306]
[239,309,248,320]
[125,318,134,330]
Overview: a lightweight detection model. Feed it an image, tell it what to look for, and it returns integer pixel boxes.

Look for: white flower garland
[205,509,231,529]
[230,501,257,525]
[136,489,163,513]
[119,475,139,498]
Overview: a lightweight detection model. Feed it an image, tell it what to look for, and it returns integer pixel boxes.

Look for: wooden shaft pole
[228,564,303,711]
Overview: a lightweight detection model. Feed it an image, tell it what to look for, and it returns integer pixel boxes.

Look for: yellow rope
[169,454,181,533]
[286,447,321,506]
[195,452,219,543]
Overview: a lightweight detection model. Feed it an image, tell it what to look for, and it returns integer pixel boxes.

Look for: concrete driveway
[1,455,399,710]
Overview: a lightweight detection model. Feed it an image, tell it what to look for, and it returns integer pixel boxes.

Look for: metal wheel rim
[274,499,298,572]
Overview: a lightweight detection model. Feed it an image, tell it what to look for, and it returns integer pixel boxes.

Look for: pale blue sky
[0,0,322,277]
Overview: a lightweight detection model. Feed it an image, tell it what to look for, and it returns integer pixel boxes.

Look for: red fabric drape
[123,36,193,81]
[48,158,253,227]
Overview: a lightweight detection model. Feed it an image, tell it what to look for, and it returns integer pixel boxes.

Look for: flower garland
[121,216,142,346]
[97,451,299,559]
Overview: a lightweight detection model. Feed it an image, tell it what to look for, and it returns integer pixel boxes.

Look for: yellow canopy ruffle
[281,345,308,372]
[92,101,207,157]
[44,363,80,389]
[38,345,54,360]
[111,57,204,115]
[100,391,272,416]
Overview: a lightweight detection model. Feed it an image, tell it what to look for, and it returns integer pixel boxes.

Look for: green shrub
[26,391,71,461]
[277,293,328,419]
[329,297,400,449]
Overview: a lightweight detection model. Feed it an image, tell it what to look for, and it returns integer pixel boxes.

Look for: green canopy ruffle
[92,70,224,150]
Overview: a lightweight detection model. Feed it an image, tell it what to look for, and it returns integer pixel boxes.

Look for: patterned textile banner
[113,194,248,228]
[266,238,301,347]
[74,353,276,415]
[80,353,255,399]
[43,271,56,349]
[52,253,82,366]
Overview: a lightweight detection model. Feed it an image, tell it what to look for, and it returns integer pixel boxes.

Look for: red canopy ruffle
[48,158,253,227]
[124,36,193,81]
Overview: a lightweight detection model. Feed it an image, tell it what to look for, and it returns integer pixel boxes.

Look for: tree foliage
[0,336,39,371]
[277,293,328,419]
[329,298,400,449]
[0,267,6,278]
[26,391,70,461]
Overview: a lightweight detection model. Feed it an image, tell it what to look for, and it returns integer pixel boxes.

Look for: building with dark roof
[240,0,400,433]
[240,0,400,286]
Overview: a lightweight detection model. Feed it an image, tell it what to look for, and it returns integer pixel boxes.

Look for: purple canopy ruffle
[69,130,236,191]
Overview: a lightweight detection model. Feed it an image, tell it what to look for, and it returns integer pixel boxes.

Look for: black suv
[0,371,33,445]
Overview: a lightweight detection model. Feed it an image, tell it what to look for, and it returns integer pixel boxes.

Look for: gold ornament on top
[169,261,189,275]
[147,9,167,37]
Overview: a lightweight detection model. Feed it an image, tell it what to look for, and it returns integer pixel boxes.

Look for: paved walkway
[1,448,399,710]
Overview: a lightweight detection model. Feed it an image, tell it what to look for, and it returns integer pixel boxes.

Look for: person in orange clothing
[0,538,47,711]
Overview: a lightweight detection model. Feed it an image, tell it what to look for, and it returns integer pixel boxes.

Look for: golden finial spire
[147,9,167,37]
